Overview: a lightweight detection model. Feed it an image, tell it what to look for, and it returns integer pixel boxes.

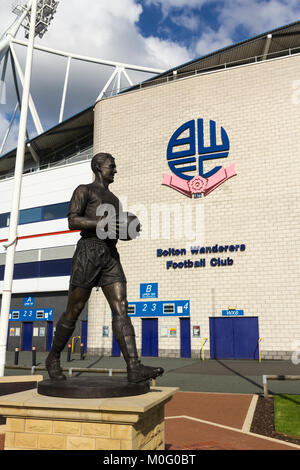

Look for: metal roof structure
[0,1,163,176]
[1,20,299,179]
[0,105,94,179]
[125,20,300,90]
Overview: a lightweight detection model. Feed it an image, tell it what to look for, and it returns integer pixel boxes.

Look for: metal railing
[0,146,93,181]
[71,335,81,353]
[5,363,127,377]
[5,363,157,385]
[112,44,300,95]
[262,375,300,398]
[201,337,209,361]
[258,337,263,363]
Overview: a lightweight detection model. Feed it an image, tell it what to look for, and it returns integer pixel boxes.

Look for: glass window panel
[19,207,42,225]
[0,213,9,228]
[42,202,69,221]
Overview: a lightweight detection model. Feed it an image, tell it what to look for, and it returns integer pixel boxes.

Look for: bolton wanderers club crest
[162,119,237,198]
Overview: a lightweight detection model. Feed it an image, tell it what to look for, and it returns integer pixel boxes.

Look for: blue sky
[138,1,223,48]
[135,0,299,60]
[0,0,299,154]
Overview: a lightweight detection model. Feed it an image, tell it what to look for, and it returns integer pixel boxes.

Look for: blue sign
[167,118,230,180]
[23,296,35,307]
[140,283,158,299]
[127,300,190,317]
[9,308,53,321]
[222,309,244,317]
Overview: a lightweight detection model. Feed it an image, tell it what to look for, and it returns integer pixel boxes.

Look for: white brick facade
[89,54,300,360]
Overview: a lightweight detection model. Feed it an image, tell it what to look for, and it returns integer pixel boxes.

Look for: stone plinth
[0,376,44,450]
[0,385,178,450]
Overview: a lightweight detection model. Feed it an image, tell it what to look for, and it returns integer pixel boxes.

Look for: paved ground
[2,352,300,451]
[164,391,300,450]
[4,351,300,395]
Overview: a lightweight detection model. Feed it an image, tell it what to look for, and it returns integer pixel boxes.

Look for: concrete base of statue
[0,379,178,450]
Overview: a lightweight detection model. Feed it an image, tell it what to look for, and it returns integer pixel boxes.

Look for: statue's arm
[68,185,97,230]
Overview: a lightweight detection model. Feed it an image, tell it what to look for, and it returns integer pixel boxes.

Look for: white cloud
[0,0,192,153]
[38,0,143,60]
[144,0,209,13]
[145,0,300,55]
[170,12,200,31]
[0,0,299,155]
[217,0,300,37]
[144,36,192,69]
[195,26,233,56]
[194,0,300,56]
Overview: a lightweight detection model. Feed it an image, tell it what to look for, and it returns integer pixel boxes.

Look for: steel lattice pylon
[0,0,164,378]
[0,0,164,156]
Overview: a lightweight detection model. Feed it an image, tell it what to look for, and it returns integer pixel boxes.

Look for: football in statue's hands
[117,211,141,240]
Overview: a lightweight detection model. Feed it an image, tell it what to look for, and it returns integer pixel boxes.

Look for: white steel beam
[11,38,164,74]
[9,42,43,135]
[116,66,122,94]
[0,103,19,155]
[0,51,9,104]
[96,67,119,101]
[262,34,272,60]
[59,56,71,123]
[122,68,133,86]
[0,0,38,377]
[27,142,40,164]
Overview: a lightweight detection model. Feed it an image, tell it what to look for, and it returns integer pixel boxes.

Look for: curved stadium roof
[125,19,300,90]
[0,20,299,178]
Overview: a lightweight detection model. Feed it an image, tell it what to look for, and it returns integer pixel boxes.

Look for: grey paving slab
[3,352,300,395]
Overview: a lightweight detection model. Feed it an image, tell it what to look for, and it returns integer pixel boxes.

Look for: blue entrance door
[47,322,53,352]
[233,317,259,359]
[22,322,33,351]
[81,320,88,352]
[209,317,259,359]
[142,319,158,357]
[180,318,191,358]
[112,335,121,356]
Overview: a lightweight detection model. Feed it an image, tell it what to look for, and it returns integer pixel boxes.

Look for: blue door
[142,319,158,357]
[81,320,88,352]
[209,318,235,358]
[47,322,53,352]
[209,317,259,359]
[233,317,259,359]
[180,318,191,358]
[22,322,33,351]
[112,335,121,356]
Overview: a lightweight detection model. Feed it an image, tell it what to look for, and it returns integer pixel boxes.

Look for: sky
[0,0,299,155]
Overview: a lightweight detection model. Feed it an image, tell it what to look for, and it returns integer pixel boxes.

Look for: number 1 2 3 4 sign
[127,300,190,317]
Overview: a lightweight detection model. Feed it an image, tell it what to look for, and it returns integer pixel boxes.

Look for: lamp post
[0,0,59,377]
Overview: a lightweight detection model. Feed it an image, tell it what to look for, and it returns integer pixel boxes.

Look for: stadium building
[0,21,299,360]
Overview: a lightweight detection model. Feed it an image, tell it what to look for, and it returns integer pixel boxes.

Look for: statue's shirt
[68,182,121,244]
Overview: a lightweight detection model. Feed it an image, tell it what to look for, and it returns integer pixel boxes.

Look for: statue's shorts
[69,237,126,289]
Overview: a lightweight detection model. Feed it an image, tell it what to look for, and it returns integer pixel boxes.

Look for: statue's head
[91,153,116,185]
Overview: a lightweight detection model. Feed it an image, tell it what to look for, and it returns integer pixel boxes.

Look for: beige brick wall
[4,404,164,450]
[91,54,300,359]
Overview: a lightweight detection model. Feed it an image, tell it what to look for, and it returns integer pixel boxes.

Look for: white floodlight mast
[0,0,44,141]
[0,3,163,151]
[0,0,33,62]
[0,0,58,377]
[0,3,163,375]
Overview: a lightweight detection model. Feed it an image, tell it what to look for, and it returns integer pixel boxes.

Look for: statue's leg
[46,286,91,380]
[101,282,164,383]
